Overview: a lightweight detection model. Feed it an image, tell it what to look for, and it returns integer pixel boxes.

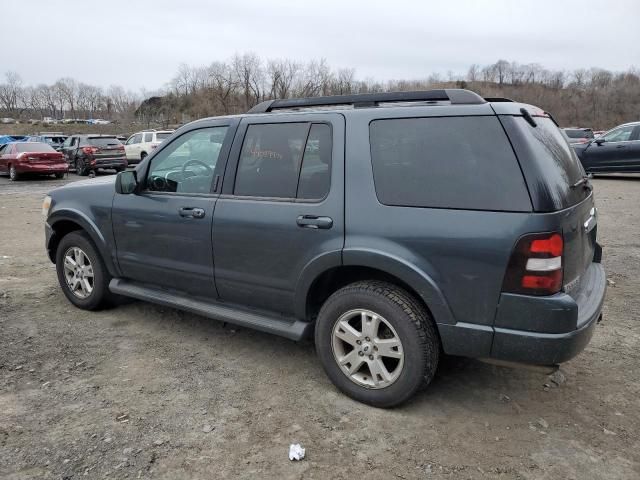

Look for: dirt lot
[1,173,639,479]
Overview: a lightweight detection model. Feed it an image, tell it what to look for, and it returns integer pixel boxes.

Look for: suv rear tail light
[82,146,99,154]
[502,232,563,296]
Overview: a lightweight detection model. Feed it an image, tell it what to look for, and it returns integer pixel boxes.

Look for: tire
[54,172,65,179]
[140,152,147,162]
[115,167,125,173]
[9,165,19,181]
[315,281,440,408]
[55,231,114,310]
[75,158,88,176]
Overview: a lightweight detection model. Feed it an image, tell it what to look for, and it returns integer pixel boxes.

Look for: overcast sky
[3,0,638,91]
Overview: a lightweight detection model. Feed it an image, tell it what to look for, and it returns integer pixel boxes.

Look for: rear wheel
[75,158,88,176]
[55,231,114,310]
[9,165,19,181]
[54,172,65,179]
[140,152,147,162]
[315,281,440,408]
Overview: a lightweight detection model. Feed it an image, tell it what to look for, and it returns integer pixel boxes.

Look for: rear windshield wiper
[571,174,593,189]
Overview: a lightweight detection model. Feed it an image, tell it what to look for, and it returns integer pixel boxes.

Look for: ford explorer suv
[42,89,606,407]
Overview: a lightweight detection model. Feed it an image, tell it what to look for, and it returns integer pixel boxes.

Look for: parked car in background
[593,130,606,137]
[26,132,68,151]
[43,89,605,407]
[562,127,595,144]
[0,142,68,180]
[0,135,27,145]
[61,135,127,176]
[124,130,174,165]
[573,121,640,173]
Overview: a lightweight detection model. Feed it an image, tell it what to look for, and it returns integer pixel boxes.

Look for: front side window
[603,125,634,142]
[133,133,143,144]
[145,126,228,194]
[369,116,531,211]
[125,135,135,145]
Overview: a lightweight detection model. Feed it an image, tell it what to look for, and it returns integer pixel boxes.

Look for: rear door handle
[616,145,626,149]
[179,207,206,219]
[296,215,333,229]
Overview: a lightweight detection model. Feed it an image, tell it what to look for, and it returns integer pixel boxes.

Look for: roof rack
[247,89,486,114]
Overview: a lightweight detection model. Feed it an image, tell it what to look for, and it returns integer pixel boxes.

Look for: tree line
[2,55,639,129]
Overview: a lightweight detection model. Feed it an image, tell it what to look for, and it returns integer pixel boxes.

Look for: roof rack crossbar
[247,89,486,113]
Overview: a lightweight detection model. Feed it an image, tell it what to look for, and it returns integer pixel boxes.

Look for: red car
[0,142,68,181]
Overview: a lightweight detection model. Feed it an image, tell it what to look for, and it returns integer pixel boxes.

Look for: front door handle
[616,145,626,149]
[179,207,206,219]
[296,215,333,229]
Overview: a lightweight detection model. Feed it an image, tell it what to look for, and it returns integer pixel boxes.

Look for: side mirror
[594,137,605,145]
[115,170,138,194]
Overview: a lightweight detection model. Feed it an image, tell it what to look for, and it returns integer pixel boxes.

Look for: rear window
[505,116,589,210]
[16,143,55,153]
[156,132,172,140]
[369,116,531,211]
[86,137,121,147]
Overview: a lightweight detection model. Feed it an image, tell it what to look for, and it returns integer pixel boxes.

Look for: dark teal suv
[43,89,606,407]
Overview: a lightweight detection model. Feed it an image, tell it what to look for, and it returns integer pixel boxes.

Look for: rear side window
[369,116,531,211]
[144,132,153,142]
[234,123,332,200]
[156,132,172,140]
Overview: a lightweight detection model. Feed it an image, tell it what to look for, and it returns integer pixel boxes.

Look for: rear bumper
[15,162,68,173]
[90,158,128,169]
[439,262,606,365]
[492,262,605,364]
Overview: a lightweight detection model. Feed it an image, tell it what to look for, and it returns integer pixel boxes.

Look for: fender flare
[47,208,119,277]
[296,248,456,326]
[343,249,456,325]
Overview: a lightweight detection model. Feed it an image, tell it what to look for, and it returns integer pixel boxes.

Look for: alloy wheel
[63,247,94,299]
[331,309,404,389]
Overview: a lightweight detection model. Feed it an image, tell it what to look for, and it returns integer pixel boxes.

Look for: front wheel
[55,231,114,310]
[315,281,440,408]
[9,165,19,181]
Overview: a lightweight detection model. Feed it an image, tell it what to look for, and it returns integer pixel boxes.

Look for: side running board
[109,278,312,341]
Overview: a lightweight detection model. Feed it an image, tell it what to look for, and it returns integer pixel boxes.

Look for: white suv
[124,130,174,164]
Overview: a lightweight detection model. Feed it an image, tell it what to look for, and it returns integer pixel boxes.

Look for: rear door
[112,121,235,297]
[213,113,345,315]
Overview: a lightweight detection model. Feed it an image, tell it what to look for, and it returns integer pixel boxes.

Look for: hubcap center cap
[361,342,373,354]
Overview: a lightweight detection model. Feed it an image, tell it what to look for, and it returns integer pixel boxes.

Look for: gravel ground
[1,172,639,479]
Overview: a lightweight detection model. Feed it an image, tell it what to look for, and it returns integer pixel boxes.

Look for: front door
[583,124,637,172]
[112,122,235,298]
[213,113,345,315]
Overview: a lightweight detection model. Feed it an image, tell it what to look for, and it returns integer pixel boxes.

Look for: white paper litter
[288,443,305,461]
